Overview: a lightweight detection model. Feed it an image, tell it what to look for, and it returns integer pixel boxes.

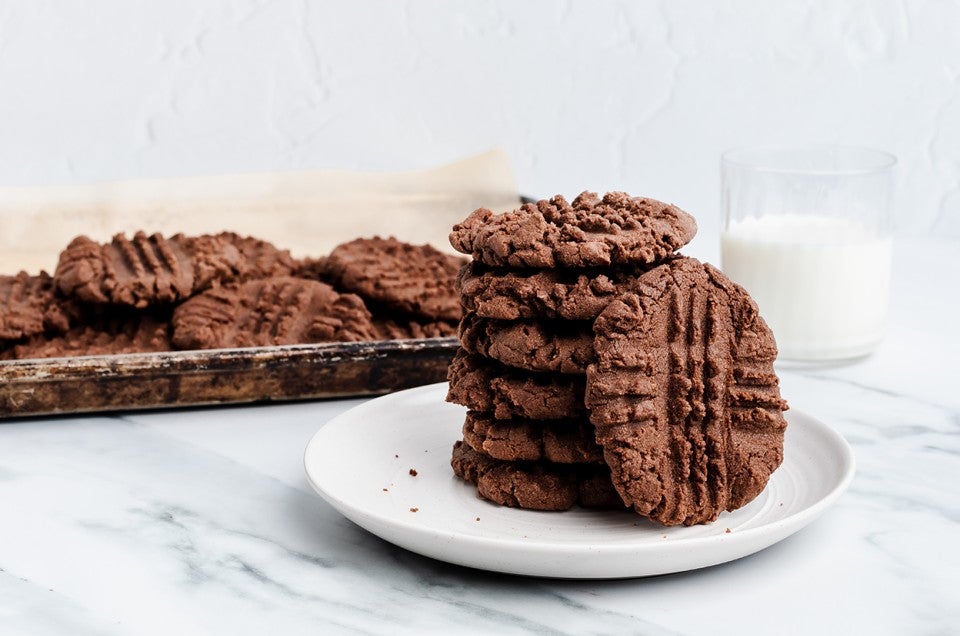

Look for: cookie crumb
[409,507,419,513]
[725,528,731,534]
[408,468,418,476]
[382,488,388,492]
[475,517,480,522]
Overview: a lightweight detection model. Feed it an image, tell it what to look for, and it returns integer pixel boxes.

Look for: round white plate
[304,383,855,579]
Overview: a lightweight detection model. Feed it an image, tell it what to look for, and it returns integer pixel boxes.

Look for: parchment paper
[0,149,519,274]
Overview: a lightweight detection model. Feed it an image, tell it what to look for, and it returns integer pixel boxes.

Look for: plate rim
[304,383,856,569]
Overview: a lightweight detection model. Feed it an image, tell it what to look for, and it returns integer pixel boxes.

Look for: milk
[721,214,892,361]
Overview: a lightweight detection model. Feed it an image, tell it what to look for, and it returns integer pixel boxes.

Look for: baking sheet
[0,151,520,418]
[0,339,459,419]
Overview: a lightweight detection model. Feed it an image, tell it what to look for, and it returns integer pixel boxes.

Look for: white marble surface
[1,237,958,635]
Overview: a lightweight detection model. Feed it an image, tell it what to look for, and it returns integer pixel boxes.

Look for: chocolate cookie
[459,313,594,374]
[10,312,171,359]
[586,258,788,526]
[462,411,603,464]
[217,232,297,280]
[450,191,696,268]
[457,261,662,322]
[0,271,72,341]
[446,350,585,420]
[293,256,330,283]
[451,441,623,511]
[325,237,466,321]
[55,232,243,308]
[375,318,457,340]
[172,277,377,349]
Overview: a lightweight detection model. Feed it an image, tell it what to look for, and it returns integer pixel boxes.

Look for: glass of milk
[721,145,896,362]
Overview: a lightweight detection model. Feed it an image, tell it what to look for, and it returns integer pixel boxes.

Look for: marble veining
[0,237,958,635]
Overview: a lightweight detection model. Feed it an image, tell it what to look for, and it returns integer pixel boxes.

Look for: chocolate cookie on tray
[450,191,696,269]
[172,276,378,349]
[375,318,457,340]
[292,256,330,283]
[9,312,172,359]
[0,271,73,341]
[325,237,467,322]
[586,257,788,527]
[2,232,472,368]
[451,441,623,511]
[55,232,244,308]
[459,313,594,374]
[216,232,298,280]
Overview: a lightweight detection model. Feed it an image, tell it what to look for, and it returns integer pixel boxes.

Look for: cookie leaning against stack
[446,191,789,526]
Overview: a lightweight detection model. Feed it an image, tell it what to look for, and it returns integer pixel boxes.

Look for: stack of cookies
[446,192,789,526]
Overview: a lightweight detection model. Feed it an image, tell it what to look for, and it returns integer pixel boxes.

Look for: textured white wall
[0,0,957,242]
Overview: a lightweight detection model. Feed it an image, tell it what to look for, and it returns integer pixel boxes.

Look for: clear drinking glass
[720,145,896,362]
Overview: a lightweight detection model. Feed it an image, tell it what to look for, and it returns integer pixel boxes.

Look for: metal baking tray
[0,338,459,419]
[0,161,523,419]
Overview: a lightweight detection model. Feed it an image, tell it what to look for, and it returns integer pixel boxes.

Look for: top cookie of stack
[446,192,789,527]
[450,191,695,269]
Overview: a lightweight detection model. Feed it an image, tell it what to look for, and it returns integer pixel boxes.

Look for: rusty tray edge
[0,338,460,419]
